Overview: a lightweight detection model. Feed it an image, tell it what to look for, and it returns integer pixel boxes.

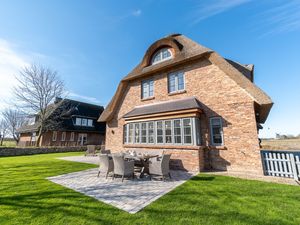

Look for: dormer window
[151,48,172,65]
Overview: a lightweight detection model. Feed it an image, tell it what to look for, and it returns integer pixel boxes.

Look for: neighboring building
[98,34,273,174]
[18,98,105,147]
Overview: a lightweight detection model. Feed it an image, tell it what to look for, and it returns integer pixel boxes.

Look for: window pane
[128,124,134,143]
[210,117,223,145]
[134,123,140,143]
[173,119,182,144]
[183,118,192,144]
[148,122,154,143]
[123,125,128,143]
[82,118,87,126]
[169,74,176,93]
[141,122,147,143]
[88,119,93,127]
[165,121,172,144]
[178,73,184,90]
[156,121,163,143]
[149,80,154,97]
[75,118,81,125]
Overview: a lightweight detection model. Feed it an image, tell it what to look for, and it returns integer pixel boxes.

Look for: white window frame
[123,117,200,146]
[141,79,154,99]
[70,132,75,141]
[168,71,185,93]
[75,118,82,126]
[87,119,93,127]
[209,117,224,146]
[151,48,172,65]
[52,131,57,142]
[61,132,66,141]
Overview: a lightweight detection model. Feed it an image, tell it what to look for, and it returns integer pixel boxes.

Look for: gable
[98,34,273,124]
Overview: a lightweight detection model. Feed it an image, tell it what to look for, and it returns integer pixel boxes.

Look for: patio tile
[48,156,197,214]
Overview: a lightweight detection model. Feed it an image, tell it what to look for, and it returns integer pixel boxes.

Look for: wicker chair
[85,145,96,156]
[149,154,171,181]
[112,154,135,182]
[98,154,114,179]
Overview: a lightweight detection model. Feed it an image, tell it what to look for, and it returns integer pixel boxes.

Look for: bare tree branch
[14,64,65,146]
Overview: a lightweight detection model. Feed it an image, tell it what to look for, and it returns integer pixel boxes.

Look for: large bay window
[123,117,200,146]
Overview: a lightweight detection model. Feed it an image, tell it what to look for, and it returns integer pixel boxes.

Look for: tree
[1,109,25,143]
[0,119,9,146]
[14,64,65,146]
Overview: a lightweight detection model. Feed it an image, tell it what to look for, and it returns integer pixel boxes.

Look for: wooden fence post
[290,153,298,181]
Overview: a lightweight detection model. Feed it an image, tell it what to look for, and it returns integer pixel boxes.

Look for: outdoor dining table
[124,153,159,178]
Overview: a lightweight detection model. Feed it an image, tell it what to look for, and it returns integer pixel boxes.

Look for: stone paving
[48,156,197,214]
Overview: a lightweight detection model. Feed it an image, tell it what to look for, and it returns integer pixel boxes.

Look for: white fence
[261,150,300,180]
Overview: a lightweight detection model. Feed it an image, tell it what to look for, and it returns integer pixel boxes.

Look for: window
[31,132,36,142]
[141,79,154,99]
[70,132,75,141]
[165,120,172,144]
[168,71,185,93]
[82,118,87,126]
[183,118,192,144]
[75,118,81,126]
[123,118,200,146]
[128,123,134,143]
[141,122,147,143]
[52,131,57,141]
[148,121,155,144]
[61,132,66,141]
[75,117,93,127]
[156,121,164,144]
[134,123,140,143]
[173,119,182,144]
[210,117,224,146]
[151,48,172,65]
[88,119,93,127]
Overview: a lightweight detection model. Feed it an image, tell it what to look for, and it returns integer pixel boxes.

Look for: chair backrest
[99,154,110,172]
[100,149,111,154]
[87,145,96,153]
[112,154,125,174]
[161,154,171,174]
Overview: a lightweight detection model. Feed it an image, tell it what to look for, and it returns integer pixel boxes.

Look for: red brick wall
[105,59,262,174]
[40,131,104,147]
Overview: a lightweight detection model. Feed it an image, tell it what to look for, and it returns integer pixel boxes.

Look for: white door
[78,133,87,145]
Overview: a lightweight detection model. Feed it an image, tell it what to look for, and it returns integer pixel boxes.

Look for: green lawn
[0,140,17,148]
[0,153,300,225]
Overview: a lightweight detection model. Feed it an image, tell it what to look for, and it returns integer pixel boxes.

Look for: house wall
[18,133,34,147]
[40,131,104,147]
[105,58,262,174]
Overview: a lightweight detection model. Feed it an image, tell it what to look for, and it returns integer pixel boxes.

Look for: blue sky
[0,0,299,138]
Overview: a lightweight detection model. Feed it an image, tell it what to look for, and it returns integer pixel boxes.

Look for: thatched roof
[98,34,273,123]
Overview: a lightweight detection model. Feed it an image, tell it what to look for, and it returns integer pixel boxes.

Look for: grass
[0,140,17,148]
[261,138,300,150]
[1,153,300,225]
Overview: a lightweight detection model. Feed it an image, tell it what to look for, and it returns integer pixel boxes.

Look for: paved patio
[48,156,196,214]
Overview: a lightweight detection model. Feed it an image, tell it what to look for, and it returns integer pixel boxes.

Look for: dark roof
[18,98,105,134]
[123,97,202,118]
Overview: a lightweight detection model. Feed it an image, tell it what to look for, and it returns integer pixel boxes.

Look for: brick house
[18,98,105,147]
[98,34,273,174]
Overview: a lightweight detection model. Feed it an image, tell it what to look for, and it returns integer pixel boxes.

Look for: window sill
[141,96,155,101]
[168,90,186,96]
[123,144,201,150]
[209,145,227,150]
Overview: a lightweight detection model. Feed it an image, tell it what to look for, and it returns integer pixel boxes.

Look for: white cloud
[132,9,142,17]
[69,92,102,105]
[256,1,300,37]
[191,0,250,24]
[0,39,29,111]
